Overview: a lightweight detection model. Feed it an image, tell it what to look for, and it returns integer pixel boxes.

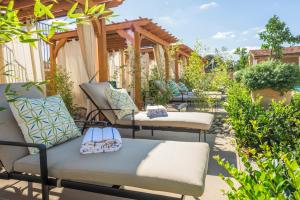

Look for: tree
[259,15,300,59]
[234,47,249,71]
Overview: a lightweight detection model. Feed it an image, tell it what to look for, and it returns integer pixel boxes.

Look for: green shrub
[54,68,76,115]
[224,82,264,148]
[242,61,300,92]
[224,82,300,152]
[215,145,300,200]
[292,93,300,110]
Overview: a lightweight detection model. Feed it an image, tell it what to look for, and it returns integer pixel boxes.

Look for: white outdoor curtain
[56,40,89,108]
[77,22,97,80]
[108,51,122,87]
[153,44,166,80]
[141,53,150,90]
[126,43,135,98]
[1,24,44,83]
[76,22,98,111]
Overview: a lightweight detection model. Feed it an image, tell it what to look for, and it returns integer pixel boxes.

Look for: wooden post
[163,46,170,82]
[133,29,143,109]
[175,53,179,82]
[92,18,108,82]
[49,42,56,95]
[0,44,5,83]
[120,50,126,88]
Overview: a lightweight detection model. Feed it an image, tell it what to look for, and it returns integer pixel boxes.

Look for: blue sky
[112,0,300,53]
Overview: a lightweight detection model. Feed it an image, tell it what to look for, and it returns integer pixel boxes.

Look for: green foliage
[242,61,300,92]
[0,0,112,45]
[234,47,249,71]
[220,83,300,198]
[259,15,300,59]
[183,42,205,89]
[148,80,172,106]
[224,82,300,152]
[215,145,300,200]
[292,93,300,110]
[54,68,76,115]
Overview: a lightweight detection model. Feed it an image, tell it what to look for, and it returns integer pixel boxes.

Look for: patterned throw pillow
[178,82,189,93]
[9,95,81,154]
[104,87,139,119]
[167,80,181,96]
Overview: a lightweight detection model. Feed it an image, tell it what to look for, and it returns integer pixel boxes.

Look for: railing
[36,22,51,71]
[2,45,29,83]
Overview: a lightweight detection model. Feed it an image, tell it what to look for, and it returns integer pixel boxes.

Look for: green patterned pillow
[167,80,181,96]
[178,82,189,93]
[9,95,81,154]
[104,87,139,119]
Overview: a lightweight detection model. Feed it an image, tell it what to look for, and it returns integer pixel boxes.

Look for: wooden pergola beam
[133,25,170,47]
[116,30,134,44]
[106,20,150,32]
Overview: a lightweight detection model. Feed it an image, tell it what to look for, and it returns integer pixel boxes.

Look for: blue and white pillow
[9,95,81,154]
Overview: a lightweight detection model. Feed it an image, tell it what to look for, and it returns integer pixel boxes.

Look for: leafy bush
[54,68,76,115]
[215,145,300,200]
[224,82,300,152]
[292,93,300,110]
[242,61,300,92]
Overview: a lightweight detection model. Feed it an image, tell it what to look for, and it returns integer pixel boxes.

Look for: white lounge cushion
[116,111,214,130]
[14,136,210,197]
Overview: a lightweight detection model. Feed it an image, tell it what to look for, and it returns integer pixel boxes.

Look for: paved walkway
[0,129,238,200]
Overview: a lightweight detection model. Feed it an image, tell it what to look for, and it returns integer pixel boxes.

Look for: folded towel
[187,92,194,96]
[146,105,168,118]
[80,127,122,154]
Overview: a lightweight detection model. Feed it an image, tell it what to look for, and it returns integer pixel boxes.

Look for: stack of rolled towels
[146,105,168,118]
[80,127,122,154]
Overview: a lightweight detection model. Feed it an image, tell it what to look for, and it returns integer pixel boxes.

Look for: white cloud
[244,46,260,51]
[212,31,236,39]
[199,2,218,10]
[158,16,176,26]
[241,27,265,38]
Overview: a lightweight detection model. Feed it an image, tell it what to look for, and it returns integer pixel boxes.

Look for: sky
[112,0,300,54]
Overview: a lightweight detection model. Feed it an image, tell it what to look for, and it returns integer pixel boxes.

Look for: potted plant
[242,61,300,106]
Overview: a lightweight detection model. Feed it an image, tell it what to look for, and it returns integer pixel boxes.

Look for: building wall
[250,55,300,66]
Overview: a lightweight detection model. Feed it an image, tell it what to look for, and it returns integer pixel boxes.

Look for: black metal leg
[204,132,207,142]
[199,132,201,142]
[132,129,136,139]
[41,184,49,200]
[151,128,154,136]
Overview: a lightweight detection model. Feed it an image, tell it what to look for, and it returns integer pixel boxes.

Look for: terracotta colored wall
[250,56,300,65]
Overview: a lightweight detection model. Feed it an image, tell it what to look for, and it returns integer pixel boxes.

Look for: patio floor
[0,129,238,200]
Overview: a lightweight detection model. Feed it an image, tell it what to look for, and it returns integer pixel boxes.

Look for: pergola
[0,0,124,21]
[50,18,192,108]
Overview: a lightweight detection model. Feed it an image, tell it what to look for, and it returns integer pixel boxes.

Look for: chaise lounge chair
[0,83,210,200]
[153,80,222,103]
[80,82,214,142]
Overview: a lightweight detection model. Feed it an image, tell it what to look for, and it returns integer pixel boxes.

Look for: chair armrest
[0,141,48,184]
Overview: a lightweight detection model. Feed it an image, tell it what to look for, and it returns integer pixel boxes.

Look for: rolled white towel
[80,127,122,154]
[94,127,122,153]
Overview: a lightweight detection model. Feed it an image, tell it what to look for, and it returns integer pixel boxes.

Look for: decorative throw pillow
[178,82,189,93]
[167,80,181,96]
[9,95,81,154]
[104,87,139,119]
